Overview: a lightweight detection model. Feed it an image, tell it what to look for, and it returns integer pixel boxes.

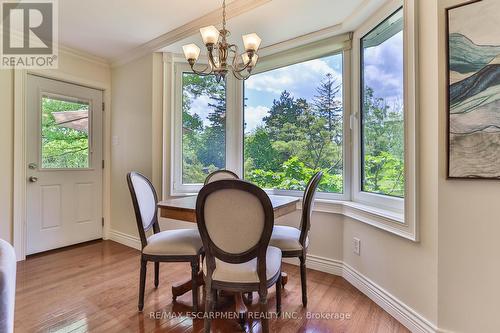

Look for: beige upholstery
[129,173,156,229]
[204,189,265,254]
[143,229,202,256]
[203,246,282,283]
[205,170,238,184]
[0,239,16,333]
[270,225,309,251]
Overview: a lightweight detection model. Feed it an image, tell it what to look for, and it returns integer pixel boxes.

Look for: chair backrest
[204,169,239,185]
[127,172,160,248]
[196,180,274,282]
[0,239,16,333]
[299,172,323,246]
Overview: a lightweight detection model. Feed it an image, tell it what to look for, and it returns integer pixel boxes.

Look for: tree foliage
[41,98,89,168]
[181,71,404,197]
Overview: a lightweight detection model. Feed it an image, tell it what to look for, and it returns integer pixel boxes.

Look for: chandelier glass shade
[182,0,261,81]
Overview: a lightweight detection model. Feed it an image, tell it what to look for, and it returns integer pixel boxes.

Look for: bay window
[169,0,418,240]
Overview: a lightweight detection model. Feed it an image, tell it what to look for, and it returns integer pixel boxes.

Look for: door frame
[13,70,111,261]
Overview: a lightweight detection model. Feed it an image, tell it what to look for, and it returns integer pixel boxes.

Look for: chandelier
[182,0,261,81]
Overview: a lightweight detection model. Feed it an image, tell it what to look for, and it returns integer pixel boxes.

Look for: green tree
[41,98,89,168]
[362,87,404,196]
[313,73,343,144]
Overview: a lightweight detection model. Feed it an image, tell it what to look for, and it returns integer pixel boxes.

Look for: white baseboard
[108,229,141,250]
[283,255,344,276]
[109,230,440,333]
[342,263,438,333]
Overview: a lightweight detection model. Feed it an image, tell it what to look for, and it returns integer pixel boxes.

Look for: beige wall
[437,0,500,332]
[0,70,14,243]
[342,0,439,325]
[110,54,156,237]
[0,51,110,246]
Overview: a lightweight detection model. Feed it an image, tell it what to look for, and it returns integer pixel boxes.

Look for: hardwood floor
[15,240,409,333]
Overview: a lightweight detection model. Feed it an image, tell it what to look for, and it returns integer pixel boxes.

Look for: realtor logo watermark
[1,0,58,69]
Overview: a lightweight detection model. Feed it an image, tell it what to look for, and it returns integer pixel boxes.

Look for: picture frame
[446,0,500,179]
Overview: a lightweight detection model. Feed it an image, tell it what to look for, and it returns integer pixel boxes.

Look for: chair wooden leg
[204,281,214,333]
[138,258,147,311]
[191,259,199,313]
[299,255,307,307]
[276,273,282,316]
[154,262,159,288]
[259,290,269,333]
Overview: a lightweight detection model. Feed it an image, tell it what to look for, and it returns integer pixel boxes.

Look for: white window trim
[351,0,418,240]
[171,62,239,195]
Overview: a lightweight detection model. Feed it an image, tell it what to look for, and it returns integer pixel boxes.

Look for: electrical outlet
[353,237,361,255]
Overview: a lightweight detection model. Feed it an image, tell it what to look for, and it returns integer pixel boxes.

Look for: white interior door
[26,75,103,255]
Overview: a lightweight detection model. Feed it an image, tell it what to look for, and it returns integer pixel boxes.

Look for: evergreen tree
[197,90,226,169]
[313,73,343,144]
[263,91,306,140]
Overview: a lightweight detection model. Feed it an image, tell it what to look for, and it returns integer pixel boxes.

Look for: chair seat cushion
[143,229,202,256]
[269,225,309,252]
[203,246,282,284]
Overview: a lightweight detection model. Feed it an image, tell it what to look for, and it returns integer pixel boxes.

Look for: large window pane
[244,53,344,193]
[361,8,405,197]
[41,96,90,169]
[182,73,226,184]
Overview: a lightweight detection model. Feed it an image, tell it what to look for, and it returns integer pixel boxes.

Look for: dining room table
[157,194,300,317]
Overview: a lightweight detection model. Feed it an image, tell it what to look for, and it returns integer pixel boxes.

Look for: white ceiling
[163,0,368,55]
[59,0,226,59]
[58,0,384,63]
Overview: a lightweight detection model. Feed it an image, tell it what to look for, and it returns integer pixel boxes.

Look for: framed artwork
[446,0,500,179]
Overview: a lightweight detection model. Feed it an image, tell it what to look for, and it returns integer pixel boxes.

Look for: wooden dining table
[157,194,300,316]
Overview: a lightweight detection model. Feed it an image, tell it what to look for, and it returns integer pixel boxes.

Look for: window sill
[167,192,416,242]
[305,199,417,242]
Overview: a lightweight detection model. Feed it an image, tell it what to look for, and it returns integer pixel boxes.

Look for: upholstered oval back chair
[269,171,323,306]
[127,172,203,312]
[204,169,239,185]
[196,179,282,333]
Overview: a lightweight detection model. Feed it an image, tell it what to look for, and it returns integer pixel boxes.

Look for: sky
[185,30,404,133]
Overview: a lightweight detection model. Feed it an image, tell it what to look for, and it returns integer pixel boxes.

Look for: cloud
[362,31,404,106]
[244,105,269,132]
[246,57,342,98]
[187,94,213,126]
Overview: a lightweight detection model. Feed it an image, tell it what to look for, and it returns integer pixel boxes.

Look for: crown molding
[111,0,271,68]
[58,44,111,68]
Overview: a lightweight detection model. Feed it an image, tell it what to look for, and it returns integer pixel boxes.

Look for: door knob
[29,176,38,183]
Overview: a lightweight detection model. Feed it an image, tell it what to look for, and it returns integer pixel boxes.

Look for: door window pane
[361,8,405,197]
[182,73,226,184]
[41,96,90,169]
[243,53,343,193]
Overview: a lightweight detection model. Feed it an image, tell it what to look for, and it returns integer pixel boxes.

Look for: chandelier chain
[222,0,226,32]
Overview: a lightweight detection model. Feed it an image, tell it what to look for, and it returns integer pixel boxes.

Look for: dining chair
[127,172,203,312]
[204,169,239,185]
[196,179,282,333]
[269,171,323,307]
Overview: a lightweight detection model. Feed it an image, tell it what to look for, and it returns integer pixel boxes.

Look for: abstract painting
[447,0,500,178]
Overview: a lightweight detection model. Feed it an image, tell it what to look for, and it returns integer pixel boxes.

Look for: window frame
[39,92,94,171]
[171,63,238,194]
[352,0,418,240]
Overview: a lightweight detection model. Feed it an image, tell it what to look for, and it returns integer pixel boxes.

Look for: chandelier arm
[231,68,251,80]
[207,47,219,70]
[190,63,213,76]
